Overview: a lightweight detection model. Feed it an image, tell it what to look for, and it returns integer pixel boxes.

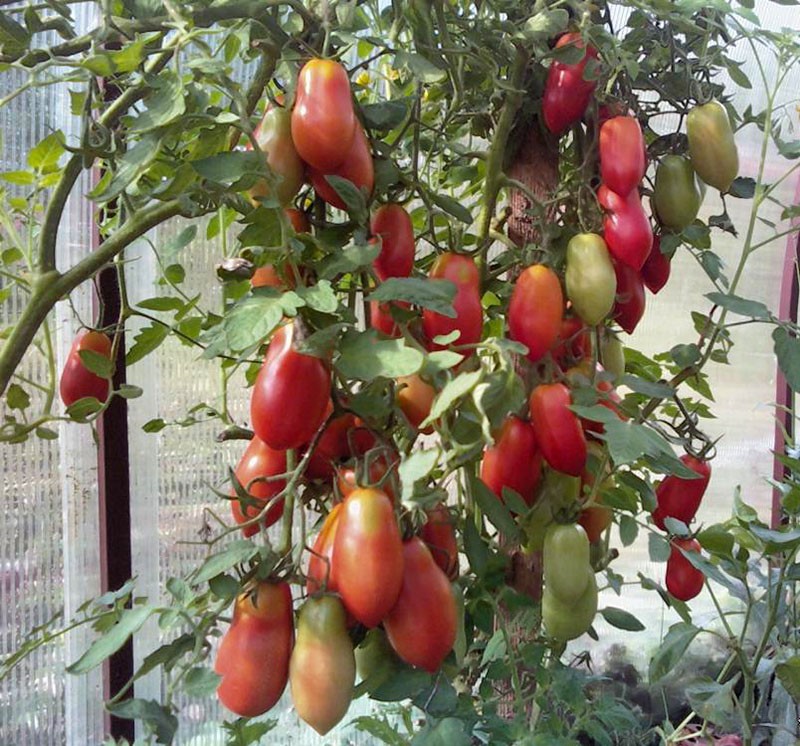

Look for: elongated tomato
[384,537,457,672]
[291,59,355,171]
[529,382,587,477]
[371,203,415,280]
[331,488,404,627]
[250,321,330,450]
[653,454,711,531]
[230,436,286,537]
[306,504,342,595]
[598,185,653,271]
[480,415,543,507]
[508,265,564,362]
[60,330,112,406]
[420,504,459,580]
[308,123,374,210]
[599,116,646,197]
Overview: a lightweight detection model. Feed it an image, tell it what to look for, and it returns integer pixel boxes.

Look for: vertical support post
[772,177,800,528]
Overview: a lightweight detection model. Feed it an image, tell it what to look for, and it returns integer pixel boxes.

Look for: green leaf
[431,192,472,224]
[729,177,756,198]
[394,51,447,82]
[106,699,177,745]
[6,383,30,410]
[776,656,800,702]
[27,131,64,172]
[648,532,671,562]
[599,607,645,632]
[160,225,197,262]
[127,70,185,133]
[370,278,456,317]
[697,525,735,556]
[520,9,569,40]
[78,349,114,378]
[222,718,278,744]
[670,343,701,368]
[89,133,161,202]
[67,606,153,674]
[352,715,409,746]
[773,327,800,393]
[137,297,186,312]
[649,622,700,682]
[425,370,482,425]
[361,99,410,130]
[469,471,520,541]
[127,323,169,366]
[65,396,104,420]
[0,170,34,185]
[0,11,31,55]
[398,448,440,502]
[193,541,258,585]
[597,419,697,476]
[191,151,265,188]
[705,291,770,319]
[319,240,381,279]
[481,628,507,666]
[324,175,368,217]
[183,666,220,697]
[294,281,338,314]
[335,329,423,380]
[619,515,638,546]
[464,515,489,576]
[411,717,471,746]
[685,679,737,727]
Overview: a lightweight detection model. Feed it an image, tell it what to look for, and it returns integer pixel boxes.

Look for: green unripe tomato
[600,334,625,380]
[653,155,703,232]
[687,100,739,193]
[565,233,617,326]
[542,569,598,642]
[543,523,590,604]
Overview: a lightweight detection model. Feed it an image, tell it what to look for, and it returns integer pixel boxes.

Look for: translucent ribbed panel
[0,6,104,745]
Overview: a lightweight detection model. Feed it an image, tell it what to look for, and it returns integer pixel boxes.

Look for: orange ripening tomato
[230,436,286,537]
[308,123,374,210]
[598,185,653,270]
[215,581,294,718]
[384,537,457,672]
[599,116,646,197]
[480,415,543,508]
[397,374,436,433]
[251,265,284,289]
[666,537,704,601]
[285,207,310,233]
[291,59,356,172]
[542,33,599,135]
[508,264,564,363]
[331,487,404,627]
[612,260,646,335]
[529,382,587,477]
[420,504,459,580]
[306,503,342,596]
[371,203,415,280]
[578,500,613,544]
[251,321,330,450]
[60,330,112,406]
[422,253,482,353]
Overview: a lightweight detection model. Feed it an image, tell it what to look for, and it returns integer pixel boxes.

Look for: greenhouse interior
[1,1,800,744]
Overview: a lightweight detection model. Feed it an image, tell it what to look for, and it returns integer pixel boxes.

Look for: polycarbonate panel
[0,6,105,745]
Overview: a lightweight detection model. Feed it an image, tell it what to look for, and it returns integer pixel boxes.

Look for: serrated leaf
[773,327,800,393]
[520,9,569,40]
[394,51,447,82]
[361,99,410,130]
[431,192,472,224]
[191,151,264,188]
[706,291,770,319]
[469,471,520,541]
[370,277,456,317]
[600,607,645,631]
[183,666,220,697]
[776,657,800,702]
[78,349,114,378]
[106,698,177,745]
[192,541,258,585]
[1,170,34,185]
[335,329,423,380]
[127,70,185,133]
[6,382,30,410]
[127,323,169,366]
[424,370,482,425]
[67,606,153,674]
[319,240,381,279]
[294,281,338,314]
[27,132,64,172]
[89,133,161,202]
[398,448,440,502]
[116,384,142,400]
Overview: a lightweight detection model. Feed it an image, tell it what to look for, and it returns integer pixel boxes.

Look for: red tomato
[384,537,457,672]
[612,260,646,335]
[215,582,294,717]
[305,407,363,480]
[666,537,704,601]
[371,204,415,280]
[420,504,459,580]
[480,415,543,507]
[306,503,342,596]
[59,330,112,406]
[308,123,374,210]
[396,374,436,433]
[508,265,564,363]
[370,299,411,338]
[331,487,404,627]
[529,382,587,477]
[251,321,330,450]
[567,362,627,435]
[551,315,591,369]
[578,501,613,544]
[422,253,482,353]
[542,33,599,135]
[598,185,653,271]
[291,59,356,172]
[653,454,712,531]
[641,235,671,294]
[230,436,286,537]
[285,207,310,233]
[599,116,646,197]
